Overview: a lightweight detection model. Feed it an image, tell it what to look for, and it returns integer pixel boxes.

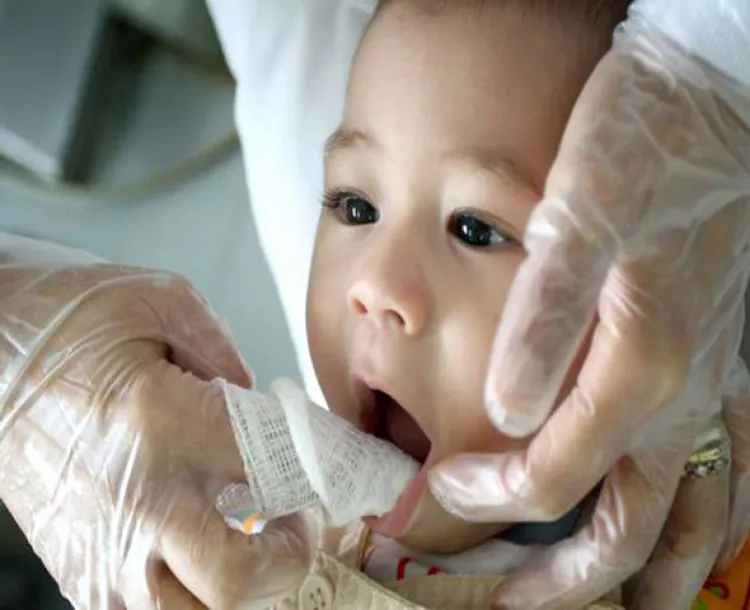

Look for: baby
[307,0,620,552]
[223,0,749,607]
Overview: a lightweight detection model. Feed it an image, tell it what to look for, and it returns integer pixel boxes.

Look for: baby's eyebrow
[443,146,542,195]
[324,126,379,157]
[324,126,541,195]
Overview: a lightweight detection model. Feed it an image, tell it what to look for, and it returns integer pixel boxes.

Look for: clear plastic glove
[426,16,750,610]
[0,240,313,609]
[719,358,750,571]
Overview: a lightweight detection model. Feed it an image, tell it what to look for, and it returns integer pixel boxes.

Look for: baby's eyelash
[321,188,349,209]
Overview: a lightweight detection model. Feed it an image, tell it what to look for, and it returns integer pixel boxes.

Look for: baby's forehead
[357,0,606,80]
[346,2,609,178]
[361,0,624,81]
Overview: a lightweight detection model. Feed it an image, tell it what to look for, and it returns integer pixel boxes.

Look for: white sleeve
[0,232,105,265]
[205,0,375,405]
[629,0,750,87]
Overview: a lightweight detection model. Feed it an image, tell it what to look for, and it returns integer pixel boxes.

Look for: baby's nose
[348,271,428,337]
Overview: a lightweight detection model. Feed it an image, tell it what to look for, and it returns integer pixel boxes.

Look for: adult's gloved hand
[425,11,750,610]
[0,238,313,609]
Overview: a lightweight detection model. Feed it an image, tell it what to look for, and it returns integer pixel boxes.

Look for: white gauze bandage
[217,377,419,527]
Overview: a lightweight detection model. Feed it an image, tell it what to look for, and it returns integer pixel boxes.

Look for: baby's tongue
[384,400,431,464]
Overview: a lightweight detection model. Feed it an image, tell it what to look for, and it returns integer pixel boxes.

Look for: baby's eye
[322,190,379,225]
[449,211,513,248]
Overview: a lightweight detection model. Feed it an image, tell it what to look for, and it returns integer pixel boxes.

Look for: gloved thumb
[158,507,313,609]
[128,359,314,609]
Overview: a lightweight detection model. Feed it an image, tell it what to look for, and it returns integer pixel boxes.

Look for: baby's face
[307,0,606,551]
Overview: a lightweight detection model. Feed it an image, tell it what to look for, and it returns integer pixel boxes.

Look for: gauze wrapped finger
[217,377,418,528]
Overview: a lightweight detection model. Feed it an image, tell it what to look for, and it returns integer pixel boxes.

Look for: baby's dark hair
[375,0,633,32]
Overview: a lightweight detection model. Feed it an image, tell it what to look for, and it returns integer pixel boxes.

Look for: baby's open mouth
[369,389,432,465]
[353,380,436,537]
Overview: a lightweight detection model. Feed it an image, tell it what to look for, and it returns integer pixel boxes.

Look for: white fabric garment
[362,533,534,583]
[630,0,750,88]
[205,0,376,407]
[205,0,750,405]
[220,377,419,526]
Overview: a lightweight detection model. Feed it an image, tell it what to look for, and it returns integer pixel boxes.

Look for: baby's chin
[392,489,509,554]
[397,520,509,554]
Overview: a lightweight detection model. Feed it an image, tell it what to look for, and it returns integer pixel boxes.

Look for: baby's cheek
[434,318,530,458]
[438,406,528,459]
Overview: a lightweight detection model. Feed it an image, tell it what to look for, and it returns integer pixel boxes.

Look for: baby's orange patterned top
[694,539,750,610]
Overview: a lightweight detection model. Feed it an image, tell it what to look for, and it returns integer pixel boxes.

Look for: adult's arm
[0,233,312,608]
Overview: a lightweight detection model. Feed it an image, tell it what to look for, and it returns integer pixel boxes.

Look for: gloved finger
[481,50,649,438]
[132,358,248,488]
[627,467,729,610]
[489,440,689,610]
[717,361,750,570]
[123,275,253,387]
[3,267,252,395]
[152,566,206,610]
[120,560,205,610]
[482,203,610,438]
[159,488,312,610]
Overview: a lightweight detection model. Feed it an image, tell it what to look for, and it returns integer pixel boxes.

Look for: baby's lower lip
[363,464,430,537]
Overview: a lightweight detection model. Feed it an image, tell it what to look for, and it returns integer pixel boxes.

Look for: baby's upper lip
[352,375,380,434]
[350,367,434,459]
[352,369,398,430]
